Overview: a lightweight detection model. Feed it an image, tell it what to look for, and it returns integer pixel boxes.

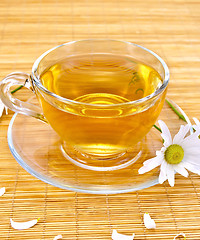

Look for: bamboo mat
[0,0,200,239]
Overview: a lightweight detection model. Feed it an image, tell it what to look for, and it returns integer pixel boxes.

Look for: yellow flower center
[164,144,184,164]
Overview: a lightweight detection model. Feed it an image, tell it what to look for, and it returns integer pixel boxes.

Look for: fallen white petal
[143,213,156,229]
[5,106,8,115]
[53,235,62,240]
[173,232,186,239]
[0,187,5,196]
[112,229,135,240]
[0,99,5,118]
[10,218,39,230]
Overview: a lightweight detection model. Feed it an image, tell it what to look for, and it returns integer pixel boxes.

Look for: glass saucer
[7,99,190,194]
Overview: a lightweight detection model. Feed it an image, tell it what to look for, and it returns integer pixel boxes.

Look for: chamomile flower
[139,120,200,186]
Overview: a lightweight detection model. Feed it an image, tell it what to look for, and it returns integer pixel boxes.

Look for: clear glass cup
[0,40,169,171]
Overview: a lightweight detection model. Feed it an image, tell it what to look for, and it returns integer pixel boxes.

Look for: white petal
[184,146,200,154]
[53,235,62,240]
[10,218,39,230]
[184,158,200,168]
[143,155,163,166]
[112,230,135,240]
[185,146,200,156]
[173,163,188,177]
[193,117,200,126]
[183,156,200,166]
[138,156,163,174]
[173,125,190,144]
[158,120,172,147]
[159,161,167,184]
[182,131,200,146]
[184,162,200,175]
[173,233,186,240]
[0,187,5,196]
[193,125,197,131]
[166,164,175,187]
[183,154,200,165]
[156,149,164,156]
[181,137,200,147]
[143,213,156,229]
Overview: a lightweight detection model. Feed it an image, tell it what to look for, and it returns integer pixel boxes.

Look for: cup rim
[32,39,169,107]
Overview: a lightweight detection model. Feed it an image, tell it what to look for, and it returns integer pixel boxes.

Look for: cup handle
[0,72,47,122]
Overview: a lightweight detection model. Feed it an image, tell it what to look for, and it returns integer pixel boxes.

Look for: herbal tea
[39,54,164,157]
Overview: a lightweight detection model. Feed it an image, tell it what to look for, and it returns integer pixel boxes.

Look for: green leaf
[165,99,187,122]
[11,85,24,94]
[153,124,162,133]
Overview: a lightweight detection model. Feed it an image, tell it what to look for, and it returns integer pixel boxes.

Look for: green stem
[11,85,24,94]
[153,124,162,133]
[165,99,187,122]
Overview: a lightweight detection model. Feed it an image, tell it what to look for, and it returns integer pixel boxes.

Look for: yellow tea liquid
[39,54,165,157]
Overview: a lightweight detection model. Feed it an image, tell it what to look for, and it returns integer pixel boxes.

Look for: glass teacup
[0,40,169,171]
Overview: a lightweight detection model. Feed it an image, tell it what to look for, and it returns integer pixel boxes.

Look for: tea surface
[41,54,162,102]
